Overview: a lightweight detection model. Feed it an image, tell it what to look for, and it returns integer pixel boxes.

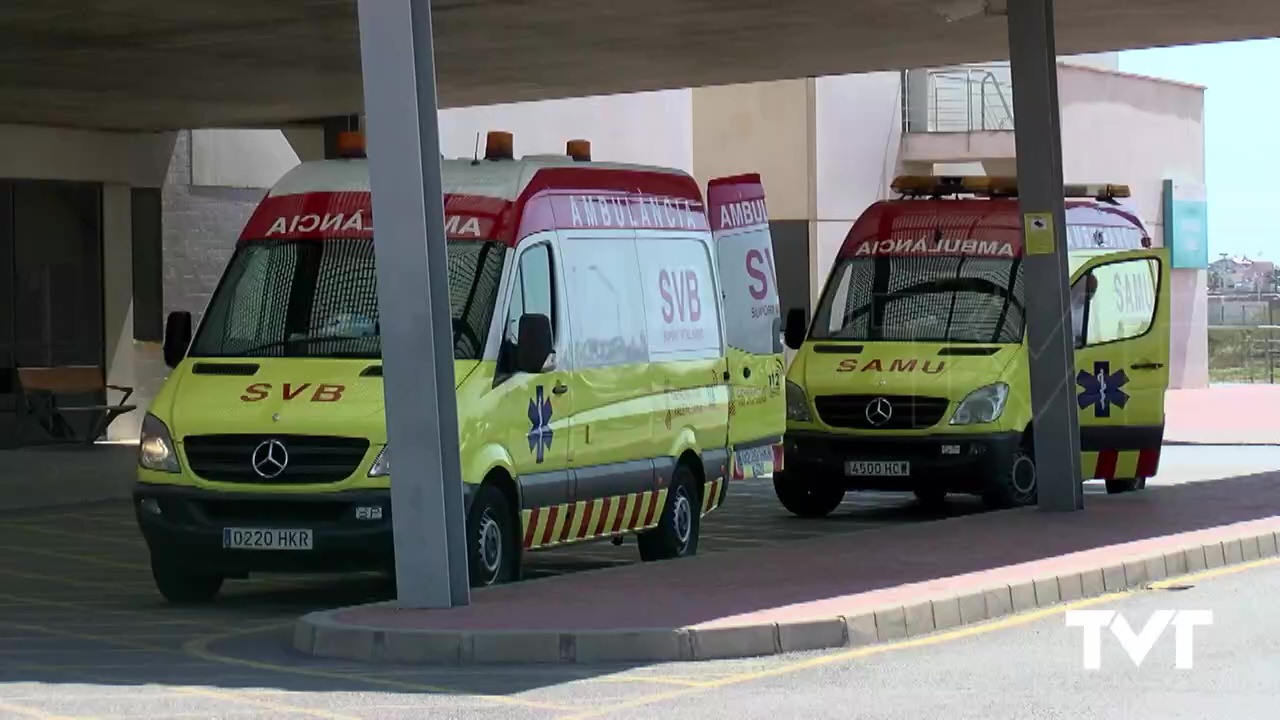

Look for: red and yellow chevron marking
[521,489,668,550]
[701,476,726,514]
[1082,448,1161,480]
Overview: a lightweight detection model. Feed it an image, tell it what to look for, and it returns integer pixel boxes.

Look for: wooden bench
[17,366,137,445]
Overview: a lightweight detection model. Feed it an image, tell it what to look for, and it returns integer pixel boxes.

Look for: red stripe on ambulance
[1093,450,1119,480]
[1136,447,1161,478]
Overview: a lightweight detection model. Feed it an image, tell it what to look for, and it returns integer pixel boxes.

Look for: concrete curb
[293,527,1280,665]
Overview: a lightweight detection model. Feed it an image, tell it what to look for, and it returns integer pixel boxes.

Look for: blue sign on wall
[1162,178,1208,269]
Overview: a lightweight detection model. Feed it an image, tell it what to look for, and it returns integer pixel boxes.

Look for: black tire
[151,556,223,605]
[913,488,948,508]
[466,483,520,588]
[1105,476,1147,494]
[982,447,1038,509]
[773,470,845,518]
[638,464,701,562]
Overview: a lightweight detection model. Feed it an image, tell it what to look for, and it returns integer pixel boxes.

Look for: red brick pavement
[336,468,1280,633]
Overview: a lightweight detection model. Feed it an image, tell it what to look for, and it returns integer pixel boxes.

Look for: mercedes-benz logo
[865,397,893,427]
[251,439,289,479]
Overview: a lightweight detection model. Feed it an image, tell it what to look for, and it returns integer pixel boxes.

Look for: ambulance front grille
[182,435,370,484]
[814,394,950,430]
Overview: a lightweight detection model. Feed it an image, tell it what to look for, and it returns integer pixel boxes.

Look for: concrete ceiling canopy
[1,0,1279,131]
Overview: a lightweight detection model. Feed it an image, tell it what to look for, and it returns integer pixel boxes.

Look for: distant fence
[1208,324,1280,384]
[1208,295,1280,327]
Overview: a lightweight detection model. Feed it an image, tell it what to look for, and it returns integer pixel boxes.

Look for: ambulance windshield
[812,255,1026,343]
[189,238,506,360]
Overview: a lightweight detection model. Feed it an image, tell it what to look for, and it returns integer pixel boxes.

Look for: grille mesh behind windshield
[220,245,298,353]
[449,243,504,359]
[824,256,1025,343]
[878,257,1024,343]
[192,238,507,360]
[308,240,381,357]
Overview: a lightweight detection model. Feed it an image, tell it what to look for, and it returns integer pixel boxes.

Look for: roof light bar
[484,131,514,161]
[566,139,591,162]
[891,175,1130,200]
[334,131,366,159]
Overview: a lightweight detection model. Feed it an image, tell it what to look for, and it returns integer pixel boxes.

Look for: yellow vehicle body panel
[789,343,1025,435]
[141,358,490,493]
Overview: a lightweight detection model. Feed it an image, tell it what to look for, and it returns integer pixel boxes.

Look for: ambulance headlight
[138,413,180,472]
[369,445,391,477]
[950,383,1009,426]
[786,380,813,422]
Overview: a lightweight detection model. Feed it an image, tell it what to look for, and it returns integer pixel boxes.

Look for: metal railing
[903,66,1015,133]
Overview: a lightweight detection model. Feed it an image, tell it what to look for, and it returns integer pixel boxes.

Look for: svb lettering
[746,247,777,301]
[659,269,702,324]
[241,383,346,403]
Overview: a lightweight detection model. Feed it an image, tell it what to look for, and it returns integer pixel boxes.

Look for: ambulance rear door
[1069,248,1170,482]
[707,174,786,481]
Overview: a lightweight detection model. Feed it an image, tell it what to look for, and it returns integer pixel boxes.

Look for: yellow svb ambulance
[777,175,1170,515]
[134,131,785,603]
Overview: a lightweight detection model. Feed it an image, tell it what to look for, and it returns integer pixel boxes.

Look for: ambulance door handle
[1130,362,1164,370]
[552,381,569,395]
[722,370,731,382]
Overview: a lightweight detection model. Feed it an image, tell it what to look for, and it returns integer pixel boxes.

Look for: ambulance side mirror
[784,308,807,350]
[163,311,193,369]
[516,313,554,374]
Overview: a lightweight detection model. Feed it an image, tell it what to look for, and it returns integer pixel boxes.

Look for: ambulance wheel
[773,470,845,518]
[1105,476,1147,494]
[638,464,700,562]
[466,484,519,587]
[151,556,223,605]
[982,448,1038,509]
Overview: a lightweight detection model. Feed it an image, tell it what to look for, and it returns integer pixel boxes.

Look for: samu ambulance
[776,175,1169,515]
[134,131,785,603]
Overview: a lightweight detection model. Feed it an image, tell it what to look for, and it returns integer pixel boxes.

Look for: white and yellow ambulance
[134,131,785,603]
[777,175,1169,514]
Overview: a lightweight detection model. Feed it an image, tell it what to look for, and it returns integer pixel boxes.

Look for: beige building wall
[439,90,694,171]
[690,79,814,221]
[690,79,821,369]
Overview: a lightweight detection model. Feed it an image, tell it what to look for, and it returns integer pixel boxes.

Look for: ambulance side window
[1077,258,1159,347]
[501,243,557,370]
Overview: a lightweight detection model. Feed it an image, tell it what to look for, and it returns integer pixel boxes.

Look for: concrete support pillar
[356,0,471,607]
[1006,0,1084,511]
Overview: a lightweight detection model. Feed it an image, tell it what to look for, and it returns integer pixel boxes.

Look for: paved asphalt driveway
[0,445,1274,719]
